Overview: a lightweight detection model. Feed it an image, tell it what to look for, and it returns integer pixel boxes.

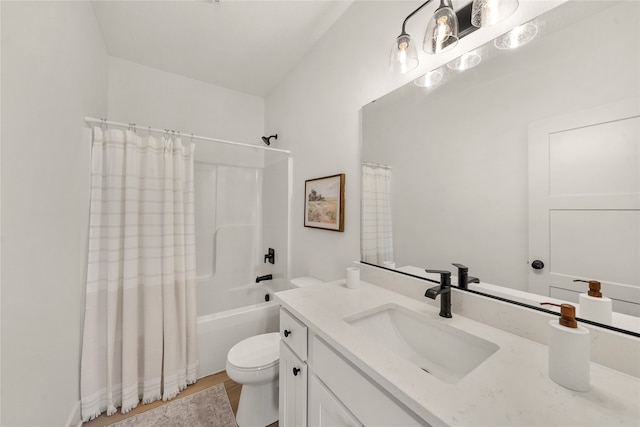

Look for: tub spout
[256,274,273,283]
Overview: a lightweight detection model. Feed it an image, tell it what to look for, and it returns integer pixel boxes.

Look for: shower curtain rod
[84,116,291,155]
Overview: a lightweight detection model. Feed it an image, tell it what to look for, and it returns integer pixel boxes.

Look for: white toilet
[226,276,324,427]
[226,332,280,427]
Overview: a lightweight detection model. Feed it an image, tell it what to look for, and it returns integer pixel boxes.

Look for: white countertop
[275,280,640,426]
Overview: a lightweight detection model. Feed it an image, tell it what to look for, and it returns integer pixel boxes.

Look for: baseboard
[65,400,82,427]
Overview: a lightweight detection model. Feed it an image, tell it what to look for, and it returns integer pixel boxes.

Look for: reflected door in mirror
[529,98,640,316]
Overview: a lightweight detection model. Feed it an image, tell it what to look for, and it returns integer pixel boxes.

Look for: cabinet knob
[284,329,292,337]
[292,367,301,376]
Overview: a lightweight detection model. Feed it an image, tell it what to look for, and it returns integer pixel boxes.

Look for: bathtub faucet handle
[264,248,275,264]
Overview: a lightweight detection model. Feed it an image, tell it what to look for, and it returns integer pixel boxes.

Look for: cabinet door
[308,375,362,427]
[279,341,307,427]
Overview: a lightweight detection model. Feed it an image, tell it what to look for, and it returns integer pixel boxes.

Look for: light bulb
[423,2,459,55]
[390,34,418,73]
[396,35,410,67]
[435,16,452,44]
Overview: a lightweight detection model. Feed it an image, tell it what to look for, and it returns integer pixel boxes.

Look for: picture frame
[304,173,345,232]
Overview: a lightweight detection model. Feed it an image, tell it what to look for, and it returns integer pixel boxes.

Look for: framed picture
[304,173,345,232]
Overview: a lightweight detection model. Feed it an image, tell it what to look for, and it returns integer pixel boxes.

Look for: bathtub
[197,297,280,377]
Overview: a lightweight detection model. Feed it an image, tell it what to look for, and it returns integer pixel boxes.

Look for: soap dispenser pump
[541,302,590,392]
[574,279,612,325]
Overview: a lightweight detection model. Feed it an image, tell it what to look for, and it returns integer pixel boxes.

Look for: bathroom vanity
[275,278,640,426]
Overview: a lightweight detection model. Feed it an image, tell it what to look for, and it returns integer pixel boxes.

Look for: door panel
[529,98,640,315]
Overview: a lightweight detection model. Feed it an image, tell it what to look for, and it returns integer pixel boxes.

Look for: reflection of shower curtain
[80,127,197,421]
[361,163,394,264]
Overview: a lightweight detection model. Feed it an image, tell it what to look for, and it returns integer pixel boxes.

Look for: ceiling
[91,0,353,97]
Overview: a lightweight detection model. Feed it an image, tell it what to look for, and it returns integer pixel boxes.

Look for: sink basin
[344,304,499,384]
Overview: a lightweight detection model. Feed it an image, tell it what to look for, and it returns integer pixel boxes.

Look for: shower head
[261,134,278,146]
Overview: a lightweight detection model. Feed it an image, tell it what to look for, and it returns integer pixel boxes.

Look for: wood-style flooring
[82,371,278,427]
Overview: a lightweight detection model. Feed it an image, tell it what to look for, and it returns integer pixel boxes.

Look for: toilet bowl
[226,276,324,426]
[226,332,280,427]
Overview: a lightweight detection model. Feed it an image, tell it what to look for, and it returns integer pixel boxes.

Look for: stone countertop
[275,280,640,426]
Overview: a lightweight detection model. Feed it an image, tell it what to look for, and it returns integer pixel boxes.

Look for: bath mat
[106,384,237,427]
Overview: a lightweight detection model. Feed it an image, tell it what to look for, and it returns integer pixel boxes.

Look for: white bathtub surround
[81,127,198,421]
[275,279,640,426]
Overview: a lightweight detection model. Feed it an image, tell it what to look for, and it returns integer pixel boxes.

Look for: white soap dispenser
[574,279,613,325]
[541,302,590,392]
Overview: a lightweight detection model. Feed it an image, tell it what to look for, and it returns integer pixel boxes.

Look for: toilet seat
[227,332,280,371]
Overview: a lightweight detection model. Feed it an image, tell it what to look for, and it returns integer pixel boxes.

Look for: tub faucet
[452,263,479,289]
[256,274,273,283]
[424,269,452,318]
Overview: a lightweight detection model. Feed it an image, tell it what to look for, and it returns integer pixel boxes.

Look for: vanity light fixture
[471,0,519,27]
[390,0,518,74]
[447,51,482,71]
[494,21,538,49]
[389,0,458,73]
[414,69,444,87]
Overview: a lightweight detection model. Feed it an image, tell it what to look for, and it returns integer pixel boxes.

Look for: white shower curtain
[81,127,198,421]
[361,163,394,264]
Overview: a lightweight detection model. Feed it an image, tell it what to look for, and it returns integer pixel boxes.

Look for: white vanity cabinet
[309,335,425,427]
[279,307,425,427]
[308,375,361,427]
[279,308,308,427]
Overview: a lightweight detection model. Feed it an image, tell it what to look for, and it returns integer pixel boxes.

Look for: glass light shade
[389,34,419,73]
[423,1,459,54]
[414,69,444,88]
[471,0,519,27]
[494,22,538,49]
[447,51,481,71]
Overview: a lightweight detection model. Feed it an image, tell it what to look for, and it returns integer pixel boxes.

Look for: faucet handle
[452,263,468,272]
[425,269,451,287]
[452,263,471,289]
[425,269,451,276]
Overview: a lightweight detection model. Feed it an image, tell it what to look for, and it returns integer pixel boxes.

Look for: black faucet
[256,274,273,283]
[424,269,452,318]
[452,263,479,290]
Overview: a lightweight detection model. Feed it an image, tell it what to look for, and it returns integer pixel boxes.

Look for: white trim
[64,400,82,427]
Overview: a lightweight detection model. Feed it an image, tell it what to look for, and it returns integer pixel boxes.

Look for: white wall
[265,0,566,282]
[107,56,264,144]
[1,2,108,425]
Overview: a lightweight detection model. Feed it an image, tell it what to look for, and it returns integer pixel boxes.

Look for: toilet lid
[227,332,280,370]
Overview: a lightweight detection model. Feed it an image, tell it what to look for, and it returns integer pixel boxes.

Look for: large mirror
[361,0,639,334]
